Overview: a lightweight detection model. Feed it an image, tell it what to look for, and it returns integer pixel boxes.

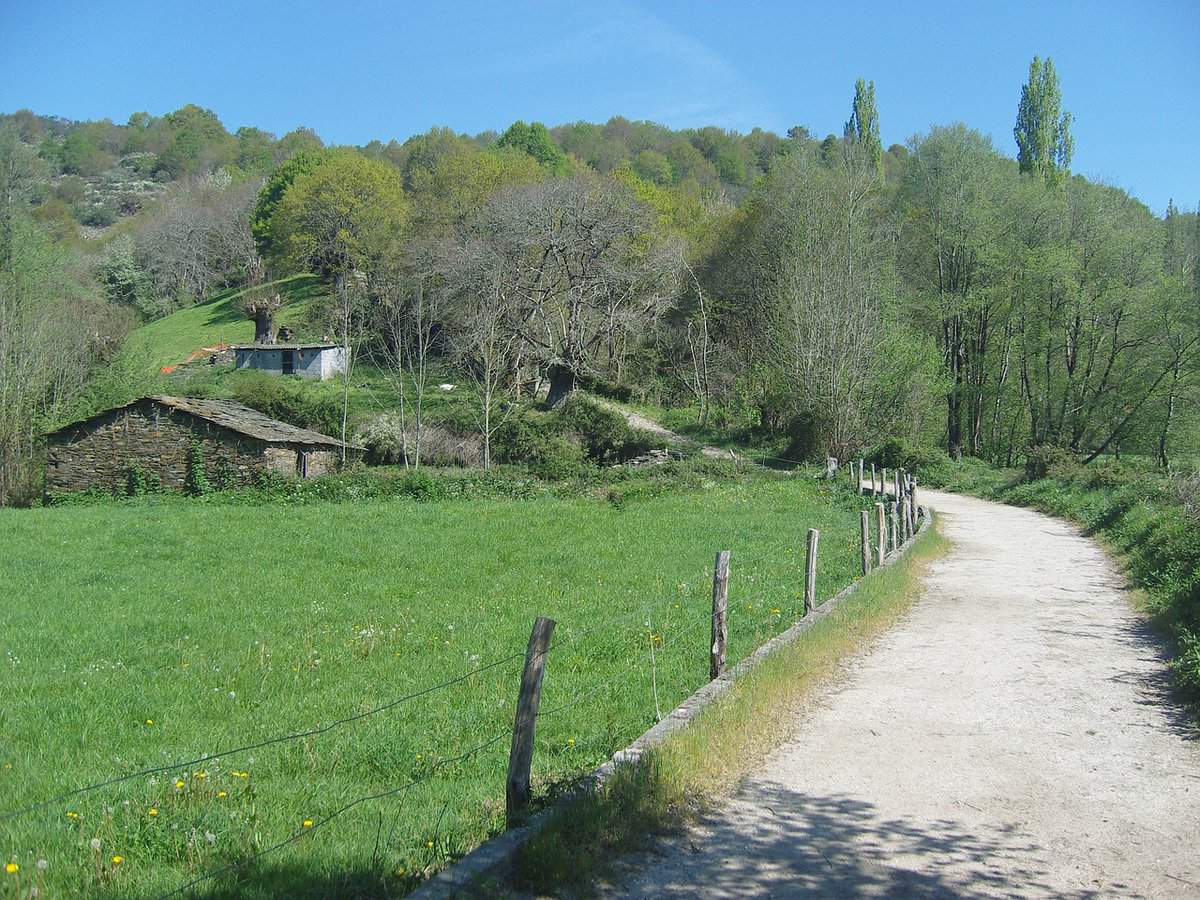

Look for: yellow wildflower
[66,811,79,820]
[145,719,154,726]
[567,738,575,746]
[194,771,207,780]
[216,790,227,798]
[5,863,17,874]
[425,841,433,848]
[174,779,185,789]
[111,855,123,866]
[148,808,158,818]
[302,819,313,828]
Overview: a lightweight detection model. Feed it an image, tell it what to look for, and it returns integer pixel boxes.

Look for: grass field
[120,275,329,371]
[0,473,876,898]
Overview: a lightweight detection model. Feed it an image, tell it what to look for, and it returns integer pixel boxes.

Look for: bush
[223,371,343,437]
[866,438,945,472]
[1024,445,1078,481]
[355,415,482,468]
[556,395,633,463]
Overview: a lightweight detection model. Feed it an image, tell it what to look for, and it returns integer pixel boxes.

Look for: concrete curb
[412,506,933,898]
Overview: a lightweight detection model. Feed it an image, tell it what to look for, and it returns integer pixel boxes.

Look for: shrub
[557,395,630,463]
[184,440,210,496]
[224,371,343,437]
[355,414,483,468]
[1024,445,1078,481]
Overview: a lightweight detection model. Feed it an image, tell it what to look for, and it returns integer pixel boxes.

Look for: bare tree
[372,244,447,467]
[448,175,681,407]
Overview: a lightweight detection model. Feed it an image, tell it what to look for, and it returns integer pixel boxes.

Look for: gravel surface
[600,489,1200,898]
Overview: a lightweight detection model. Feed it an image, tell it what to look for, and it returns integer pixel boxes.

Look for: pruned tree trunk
[544,363,577,408]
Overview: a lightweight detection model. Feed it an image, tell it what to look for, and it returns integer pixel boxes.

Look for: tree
[1014,56,1074,182]
[844,79,882,178]
[251,149,330,258]
[272,152,409,455]
[898,125,1011,457]
[495,121,572,176]
[270,151,408,283]
[444,174,680,407]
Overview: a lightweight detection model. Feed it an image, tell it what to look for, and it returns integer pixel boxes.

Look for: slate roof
[232,343,342,351]
[48,396,362,450]
[148,396,361,448]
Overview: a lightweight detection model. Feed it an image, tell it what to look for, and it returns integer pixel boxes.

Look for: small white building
[233,343,349,381]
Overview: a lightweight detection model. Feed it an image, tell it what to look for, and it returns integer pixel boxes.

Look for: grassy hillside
[0,472,878,898]
[121,274,329,371]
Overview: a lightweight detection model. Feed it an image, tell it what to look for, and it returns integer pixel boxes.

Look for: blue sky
[1,0,1196,213]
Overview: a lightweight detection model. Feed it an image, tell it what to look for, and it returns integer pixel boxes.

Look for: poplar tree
[844,79,883,177]
[1014,56,1074,182]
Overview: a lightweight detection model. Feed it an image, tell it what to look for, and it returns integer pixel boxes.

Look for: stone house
[45,396,362,495]
[233,343,348,380]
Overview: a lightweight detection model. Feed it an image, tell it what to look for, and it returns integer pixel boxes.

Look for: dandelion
[567,738,575,746]
[111,855,123,866]
[175,779,185,789]
[148,808,158,817]
[36,860,47,871]
[302,820,313,828]
[204,831,215,845]
[89,838,101,851]
[66,811,79,820]
[216,791,227,798]
[194,771,207,780]
[770,608,781,614]
[425,841,433,848]
[145,719,154,726]
[5,862,17,874]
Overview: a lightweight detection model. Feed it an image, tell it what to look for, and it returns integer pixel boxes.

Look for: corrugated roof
[147,396,362,448]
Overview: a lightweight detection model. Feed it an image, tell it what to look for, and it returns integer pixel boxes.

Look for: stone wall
[46,401,271,495]
[45,400,350,495]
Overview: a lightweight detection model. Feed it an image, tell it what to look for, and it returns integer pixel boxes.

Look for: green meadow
[0,473,873,898]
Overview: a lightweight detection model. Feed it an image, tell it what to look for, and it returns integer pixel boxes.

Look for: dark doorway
[282,351,295,375]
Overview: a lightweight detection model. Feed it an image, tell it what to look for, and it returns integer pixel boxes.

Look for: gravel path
[600,489,1200,898]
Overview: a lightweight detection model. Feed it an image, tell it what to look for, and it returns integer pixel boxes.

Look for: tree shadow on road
[605,783,1123,898]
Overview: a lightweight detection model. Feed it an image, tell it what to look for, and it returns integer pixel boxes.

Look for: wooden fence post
[858,458,866,495]
[901,498,911,543]
[506,615,556,827]
[882,467,888,498]
[710,551,730,680]
[875,503,886,567]
[870,463,877,496]
[889,502,898,553]
[860,510,871,575]
[894,469,901,501]
[804,528,819,615]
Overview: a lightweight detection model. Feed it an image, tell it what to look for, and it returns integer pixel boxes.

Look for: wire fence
[4,464,925,898]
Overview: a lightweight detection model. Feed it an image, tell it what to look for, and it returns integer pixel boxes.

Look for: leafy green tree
[632,149,673,185]
[495,121,571,175]
[154,104,234,178]
[1014,56,1074,182]
[274,127,323,162]
[251,149,330,258]
[59,129,112,176]
[235,127,276,174]
[271,151,408,280]
[844,78,882,177]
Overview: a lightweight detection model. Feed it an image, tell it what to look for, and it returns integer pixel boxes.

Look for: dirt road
[602,489,1200,898]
